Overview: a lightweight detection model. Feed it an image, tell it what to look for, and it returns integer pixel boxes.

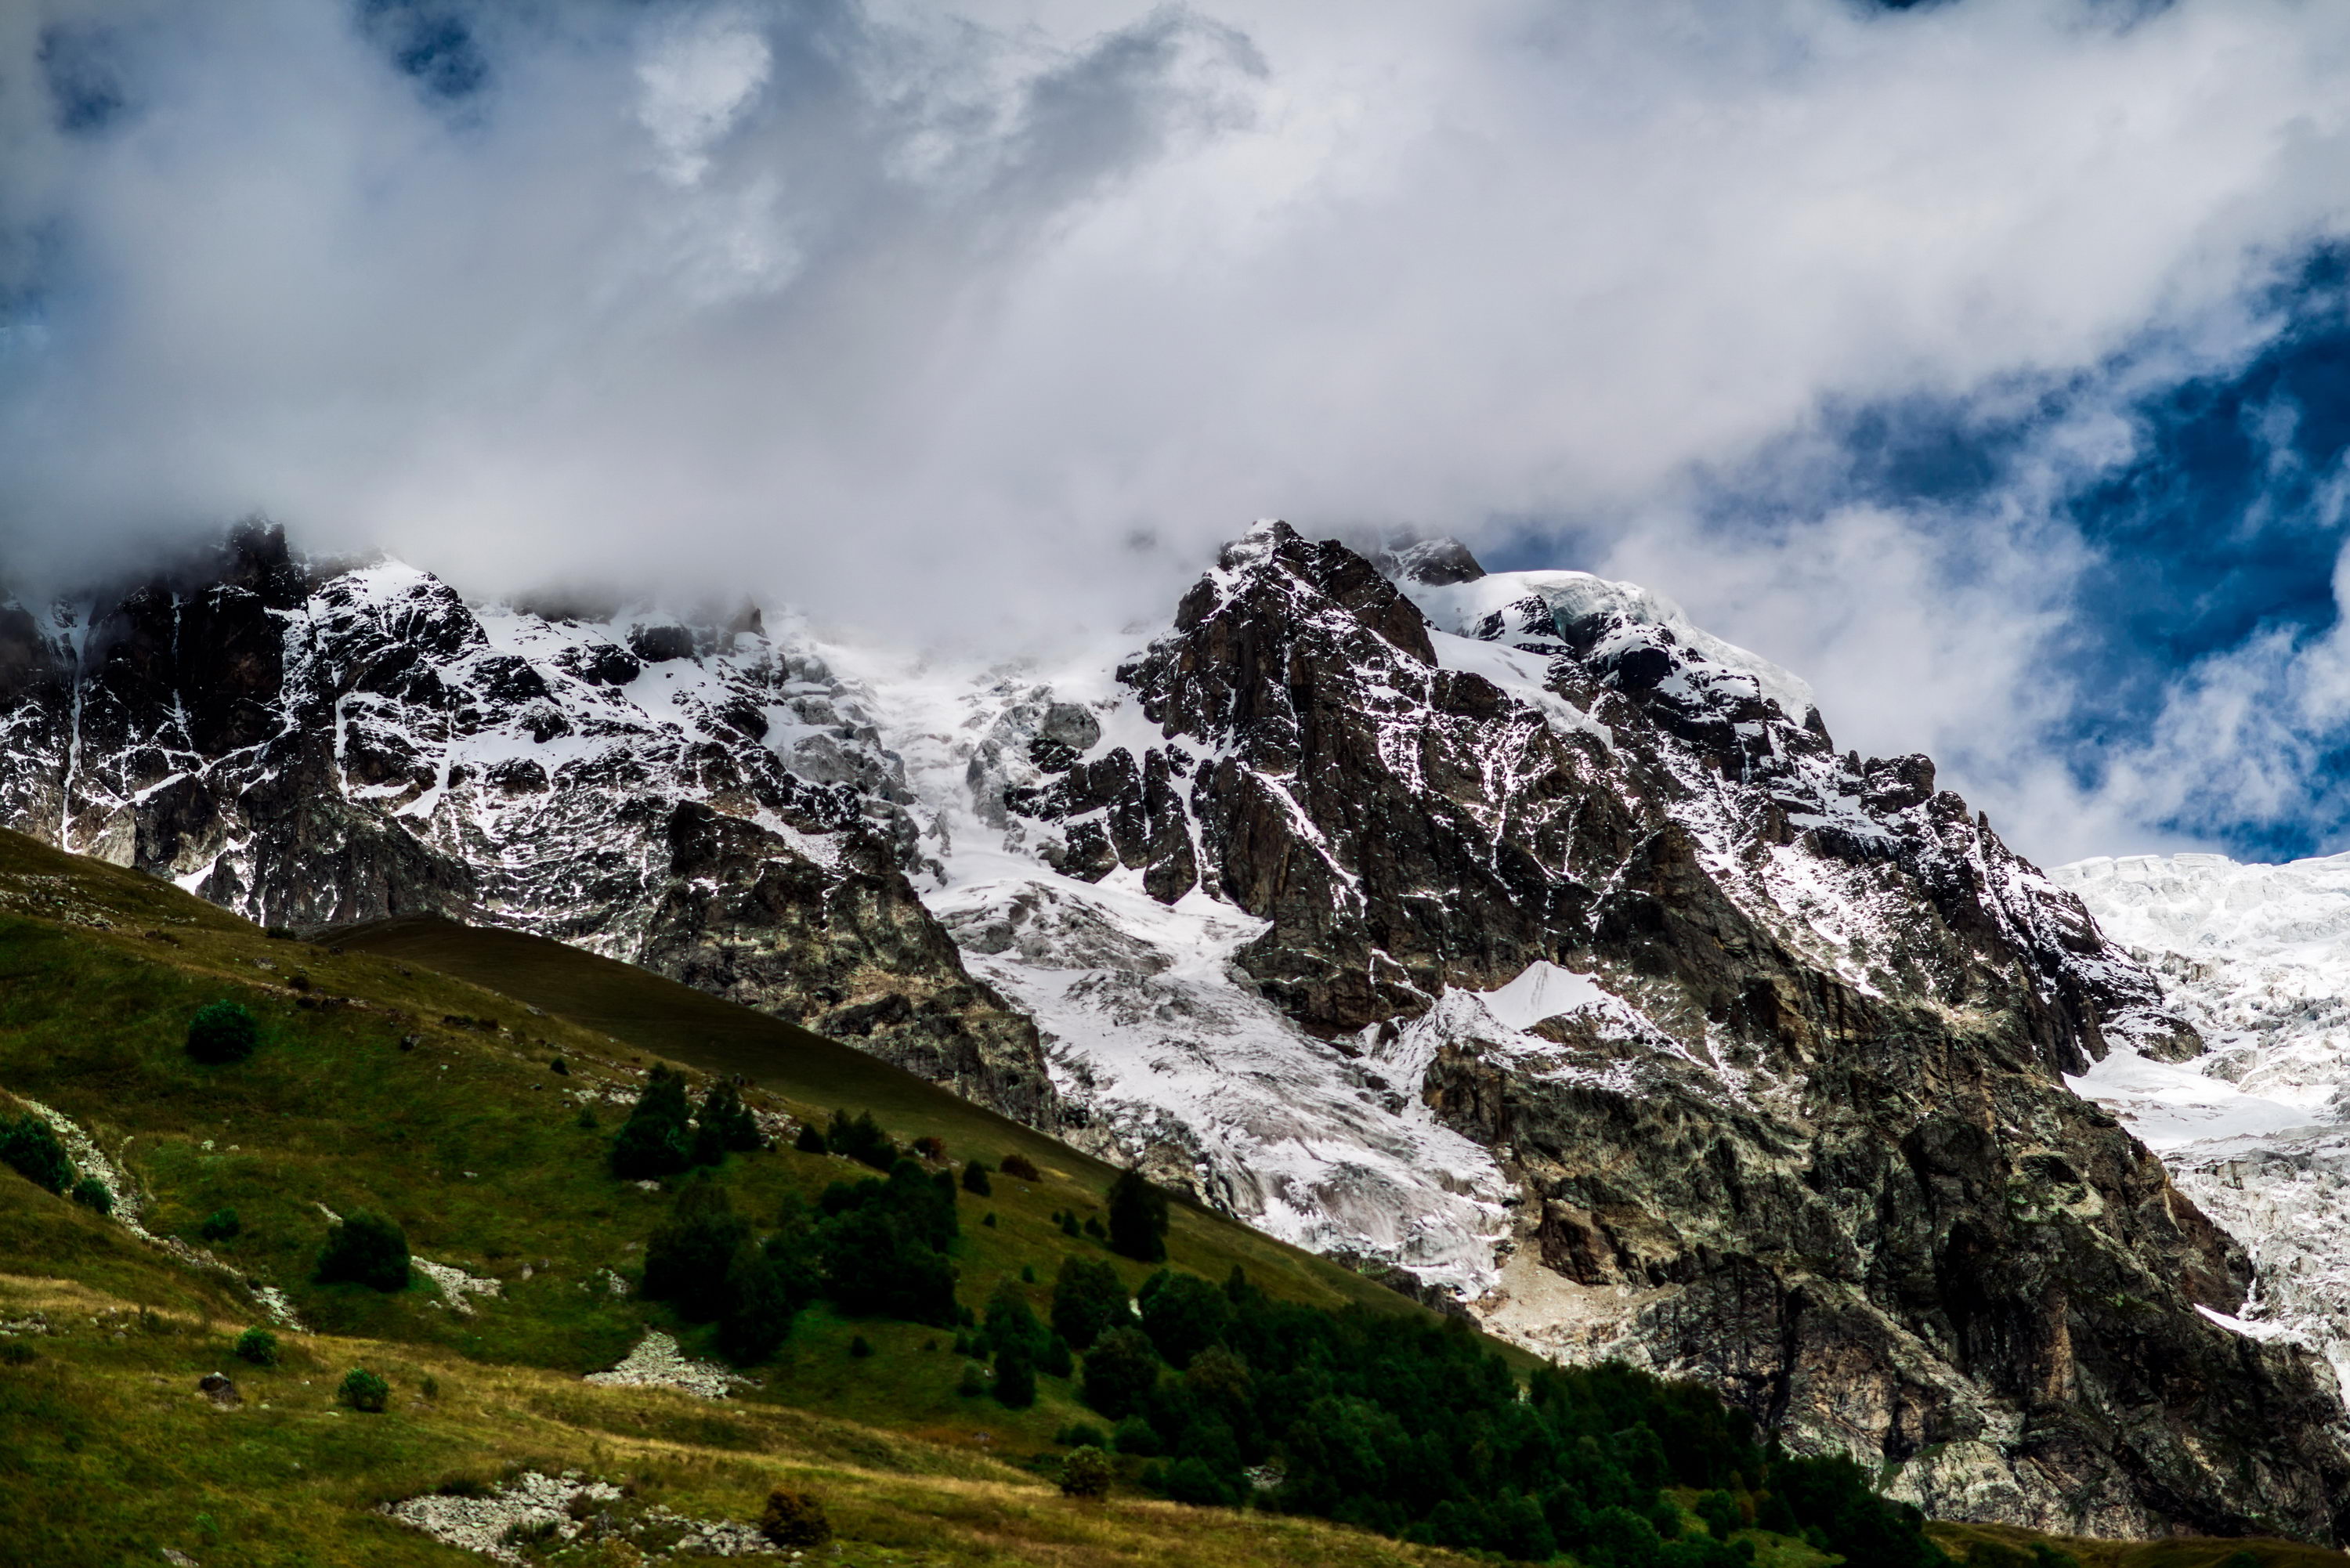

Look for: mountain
[2,518,2345,1541]
[0,523,1055,1126]
[2055,851,2350,1396]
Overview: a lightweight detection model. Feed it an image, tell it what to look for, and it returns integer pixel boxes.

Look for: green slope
[0,826,2326,1568]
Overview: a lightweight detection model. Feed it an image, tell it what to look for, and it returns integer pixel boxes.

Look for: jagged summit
[0,519,2341,1538]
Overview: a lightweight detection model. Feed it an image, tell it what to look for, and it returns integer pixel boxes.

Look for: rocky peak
[0,535,1058,1127]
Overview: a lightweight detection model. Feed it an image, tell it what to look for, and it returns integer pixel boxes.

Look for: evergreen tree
[692,1079,765,1165]
[960,1160,992,1196]
[993,1339,1037,1408]
[1050,1256,1128,1350]
[1105,1169,1168,1263]
[718,1248,800,1364]
[1137,1269,1228,1369]
[826,1108,897,1170]
[315,1210,410,1292]
[794,1122,827,1154]
[1079,1326,1159,1420]
[610,1066,694,1179]
[641,1175,750,1321]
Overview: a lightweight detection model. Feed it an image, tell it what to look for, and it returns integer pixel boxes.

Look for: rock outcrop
[948,522,2347,1540]
[0,523,1054,1126]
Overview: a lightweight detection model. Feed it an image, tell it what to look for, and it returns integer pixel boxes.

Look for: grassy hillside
[0,825,2327,1566]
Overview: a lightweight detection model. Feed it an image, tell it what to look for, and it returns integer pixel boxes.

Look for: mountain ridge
[3,519,2345,1540]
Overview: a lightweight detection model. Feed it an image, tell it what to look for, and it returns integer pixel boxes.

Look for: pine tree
[610,1066,694,1179]
[1106,1169,1168,1263]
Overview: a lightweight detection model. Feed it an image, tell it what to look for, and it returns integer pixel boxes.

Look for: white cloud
[7,1,2350,854]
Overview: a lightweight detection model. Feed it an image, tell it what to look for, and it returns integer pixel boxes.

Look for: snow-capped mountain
[2,518,2345,1540]
[2055,852,2350,1393]
[0,523,1056,1123]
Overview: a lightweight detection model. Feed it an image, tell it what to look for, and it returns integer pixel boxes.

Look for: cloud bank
[8,0,2350,861]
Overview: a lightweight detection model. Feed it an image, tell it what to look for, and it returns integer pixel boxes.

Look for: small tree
[640,1175,750,1322]
[610,1066,694,1179]
[692,1080,765,1165]
[717,1249,798,1364]
[70,1176,113,1216]
[1050,1257,1129,1351]
[826,1108,897,1171]
[186,1001,260,1065]
[338,1367,389,1412]
[760,1490,831,1548]
[198,1208,241,1241]
[1000,1152,1040,1182]
[993,1339,1037,1408]
[233,1327,280,1367]
[960,1160,992,1196]
[793,1122,827,1155]
[1137,1270,1229,1370]
[0,1115,72,1194]
[1106,1169,1168,1263]
[315,1210,410,1292]
[1061,1447,1113,1500]
[1079,1327,1159,1421]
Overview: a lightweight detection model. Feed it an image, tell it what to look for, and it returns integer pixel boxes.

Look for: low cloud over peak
[10,1,2350,862]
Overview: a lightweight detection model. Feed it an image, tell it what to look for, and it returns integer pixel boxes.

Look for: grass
[0,824,2330,1566]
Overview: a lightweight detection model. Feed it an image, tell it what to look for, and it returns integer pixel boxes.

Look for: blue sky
[8,1,2350,865]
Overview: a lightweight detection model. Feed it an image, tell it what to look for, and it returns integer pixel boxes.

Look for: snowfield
[2058,851,2350,1390]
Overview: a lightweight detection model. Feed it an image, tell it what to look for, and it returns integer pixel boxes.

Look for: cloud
[8,1,2350,855]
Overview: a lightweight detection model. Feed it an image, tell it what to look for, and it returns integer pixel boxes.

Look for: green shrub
[0,1341,36,1366]
[794,1122,827,1155]
[197,1208,241,1241]
[956,1362,987,1397]
[1161,1457,1233,1508]
[849,1335,873,1359]
[185,1001,261,1065]
[233,1328,280,1367]
[1041,1333,1074,1378]
[960,1160,992,1196]
[759,1490,831,1548]
[982,1211,996,1227]
[1061,1447,1113,1500]
[575,1106,598,1132]
[1697,1490,1741,1540]
[0,1114,72,1194]
[610,1066,694,1179]
[1057,1422,1105,1448]
[69,1176,113,1216]
[337,1367,389,1412]
[315,1210,410,1292]
[1112,1414,1161,1456]
[999,1152,1039,1182]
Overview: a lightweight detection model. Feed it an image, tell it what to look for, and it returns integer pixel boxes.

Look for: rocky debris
[410,1257,503,1317]
[197,1371,240,1407]
[388,1470,784,1561]
[0,524,1055,1129]
[3,1094,303,1329]
[583,1330,752,1399]
[385,1471,625,1563]
[905,522,2345,1541]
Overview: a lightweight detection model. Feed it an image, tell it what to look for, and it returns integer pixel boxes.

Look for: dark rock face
[989,522,2347,1540]
[0,526,1054,1127]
